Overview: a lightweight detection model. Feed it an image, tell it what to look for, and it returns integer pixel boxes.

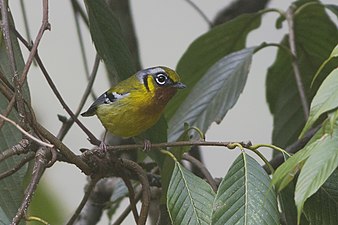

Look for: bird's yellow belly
[96,100,162,137]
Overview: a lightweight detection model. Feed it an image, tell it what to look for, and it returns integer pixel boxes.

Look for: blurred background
[7,0,337,224]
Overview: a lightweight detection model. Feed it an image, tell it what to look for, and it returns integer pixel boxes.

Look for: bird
[81,66,186,142]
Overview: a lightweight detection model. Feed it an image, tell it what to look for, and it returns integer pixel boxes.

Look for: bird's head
[136,66,186,105]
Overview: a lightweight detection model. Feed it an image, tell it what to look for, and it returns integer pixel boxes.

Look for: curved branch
[120,159,150,225]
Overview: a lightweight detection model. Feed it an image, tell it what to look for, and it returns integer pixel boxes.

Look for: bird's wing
[81,91,130,117]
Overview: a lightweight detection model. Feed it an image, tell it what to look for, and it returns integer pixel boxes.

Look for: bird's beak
[173,82,186,89]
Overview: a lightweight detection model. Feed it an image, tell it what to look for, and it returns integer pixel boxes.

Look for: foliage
[0,0,337,225]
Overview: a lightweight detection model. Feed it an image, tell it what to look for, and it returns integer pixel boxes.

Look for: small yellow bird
[81,66,185,138]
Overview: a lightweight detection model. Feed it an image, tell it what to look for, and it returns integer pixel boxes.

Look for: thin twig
[286,5,309,119]
[185,0,212,27]
[66,176,100,225]
[1,68,91,174]
[19,0,50,86]
[19,0,32,42]
[71,0,91,78]
[57,54,100,140]
[13,28,101,146]
[0,152,35,180]
[11,148,49,225]
[183,153,218,192]
[0,94,16,129]
[112,191,142,225]
[0,114,54,148]
[0,139,30,162]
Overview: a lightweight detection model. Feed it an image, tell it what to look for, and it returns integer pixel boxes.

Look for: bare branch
[121,177,139,223]
[0,0,26,127]
[120,159,150,225]
[0,152,35,180]
[0,114,54,148]
[11,148,49,225]
[0,139,30,162]
[112,191,142,225]
[19,0,50,86]
[0,95,16,129]
[66,176,100,225]
[57,54,100,140]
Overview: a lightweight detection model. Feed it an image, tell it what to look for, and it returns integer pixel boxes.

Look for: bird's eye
[155,73,167,85]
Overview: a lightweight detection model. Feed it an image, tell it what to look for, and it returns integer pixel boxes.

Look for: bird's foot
[143,139,152,152]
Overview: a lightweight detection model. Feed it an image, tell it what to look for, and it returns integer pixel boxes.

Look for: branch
[57,54,100,140]
[0,0,26,127]
[263,125,319,173]
[35,122,91,175]
[103,140,252,152]
[286,5,309,119]
[14,29,101,146]
[0,152,35,180]
[11,148,49,225]
[112,191,142,225]
[121,176,139,223]
[120,159,150,225]
[184,0,211,27]
[0,114,54,148]
[0,139,30,162]
[0,94,16,129]
[183,153,218,192]
[66,176,100,225]
[73,178,117,225]
[19,0,50,86]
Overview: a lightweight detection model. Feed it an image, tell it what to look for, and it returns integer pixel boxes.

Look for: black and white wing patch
[81,91,129,117]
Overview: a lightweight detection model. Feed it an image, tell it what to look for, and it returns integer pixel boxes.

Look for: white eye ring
[155,73,167,85]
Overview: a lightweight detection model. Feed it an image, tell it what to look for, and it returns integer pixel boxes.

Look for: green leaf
[272,123,331,192]
[212,153,279,225]
[167,160,215,225]
[266,1,338,148]
[295,124,338,222]
[85,0,136,81]
[168,47,255,141]
[303,168,338,225]
[311,44,338,87]
[0,10,30,224]
[166,12,263,120]
[301,68,338,137]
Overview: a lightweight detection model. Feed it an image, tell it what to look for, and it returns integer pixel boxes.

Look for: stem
[286,5,309,119]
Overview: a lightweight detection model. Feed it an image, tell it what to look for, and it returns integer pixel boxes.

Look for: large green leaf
[303,168,338,225]
[266,1,338,147]
[295,121,338,221]
[166,12,263,120]
[0,10,30,224]
[168,47,255,142]
[167,160,215,225]
[85,0,136,81]
[300,68,338,137]
[212,153,279,225]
